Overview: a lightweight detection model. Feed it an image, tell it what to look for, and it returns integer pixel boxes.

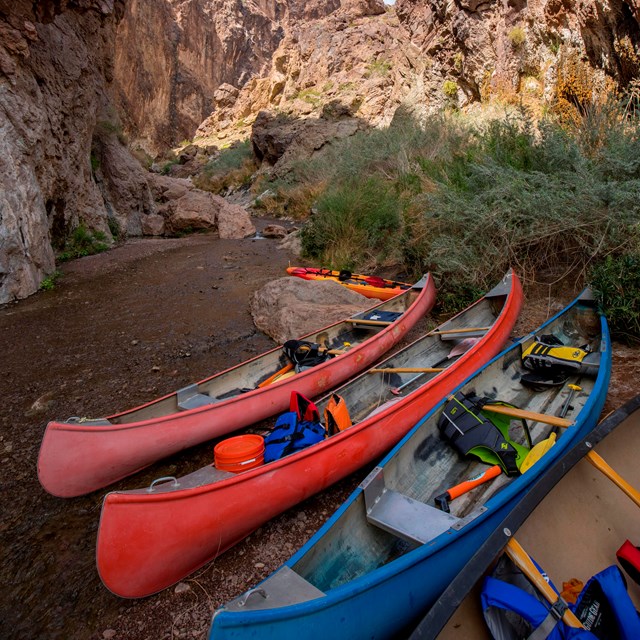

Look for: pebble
[174,582,191,594]
[131,339,139,345]
[103,630,116,639]
[254,562,265,569]
[151,365,160,372]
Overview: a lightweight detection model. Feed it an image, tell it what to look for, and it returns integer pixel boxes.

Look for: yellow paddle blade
[519,433,557,474]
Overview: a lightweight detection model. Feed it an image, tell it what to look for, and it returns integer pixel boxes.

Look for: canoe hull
[38,278,436,498]
[209,295,611,640]
[97,274,523,598]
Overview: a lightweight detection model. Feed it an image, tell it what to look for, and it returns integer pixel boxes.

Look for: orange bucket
[214,434,265,473]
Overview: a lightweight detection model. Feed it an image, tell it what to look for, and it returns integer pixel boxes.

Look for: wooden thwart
[481,404,574,429]
[345,318,392,326]
[369,367,445,374]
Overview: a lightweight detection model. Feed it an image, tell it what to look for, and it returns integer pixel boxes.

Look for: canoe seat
[222,566,325,612]
[176,384,219,411]
[362,466,460,545]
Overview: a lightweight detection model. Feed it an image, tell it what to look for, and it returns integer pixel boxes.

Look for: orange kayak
[286,267,411,301]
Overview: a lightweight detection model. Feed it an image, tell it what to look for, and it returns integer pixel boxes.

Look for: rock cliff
[113,0,293,156]
[0,0,256,304]
[0,0,154,304]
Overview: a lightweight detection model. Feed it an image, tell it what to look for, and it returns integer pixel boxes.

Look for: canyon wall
[0,0,156,304]
[113,0,290,155]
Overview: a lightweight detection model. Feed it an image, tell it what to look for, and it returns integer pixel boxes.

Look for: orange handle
[258,363,294,388]
[447,465,502,500]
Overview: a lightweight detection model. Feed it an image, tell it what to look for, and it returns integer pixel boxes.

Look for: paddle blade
[448,337,481,358]
[520,433,557,473]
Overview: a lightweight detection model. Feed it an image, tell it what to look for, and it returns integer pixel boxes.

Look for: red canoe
[38,275,436,498]
[96,271,522,598]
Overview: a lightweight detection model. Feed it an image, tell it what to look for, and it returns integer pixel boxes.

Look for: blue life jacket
[263,411,325,463]
[481,556,640,640]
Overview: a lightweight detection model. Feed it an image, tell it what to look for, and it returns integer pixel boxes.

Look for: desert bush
[58,224,109,262]
[590,254,640,344]
[301,178,401,268]
[443,80,458,99]
[193,141,256,194]
[39,271,62,291]
[508,26,526,47]
[403,113,640,308]
[270,102,640,313]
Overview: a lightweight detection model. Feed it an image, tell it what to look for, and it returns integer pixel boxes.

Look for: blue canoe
[209,289,611,640]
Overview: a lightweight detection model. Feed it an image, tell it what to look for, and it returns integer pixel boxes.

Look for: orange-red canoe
[286,267,411,300]
[38,275,436,498]
[96,271,522,598]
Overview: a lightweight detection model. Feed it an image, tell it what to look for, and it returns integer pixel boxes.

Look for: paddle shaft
[257,363,295,388]
[481,404,573,429]
[586,450,640,507]
[505,539,585,628]
[370,367,445,374]
[430,326,490,335]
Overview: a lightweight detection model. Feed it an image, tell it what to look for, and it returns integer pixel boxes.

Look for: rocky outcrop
[394,0,640,109]
[249,277,371,343]
[0,0,155,304]
[193,0,640,154]
[249,109,369,175]
[194,0,425,150]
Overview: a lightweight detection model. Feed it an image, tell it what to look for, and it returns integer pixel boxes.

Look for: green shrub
[590,254,640,344]
[193,140,256,194]
[364,58,392,78]
[58,224,109,262]
[301,178,401,267]
[39,271,62,291]
[443,80,458,98]
[261,104,640,313]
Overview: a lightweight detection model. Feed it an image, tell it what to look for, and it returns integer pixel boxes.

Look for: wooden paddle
[481,404,573,429]
[505,539,585,629]
[369,367,445,374]
[257,363,294,388]
[586,450,640,508]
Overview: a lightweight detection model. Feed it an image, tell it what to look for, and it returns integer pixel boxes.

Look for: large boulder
[250,277,372,344]
[216,198,256,239]
[147,174,255,238]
